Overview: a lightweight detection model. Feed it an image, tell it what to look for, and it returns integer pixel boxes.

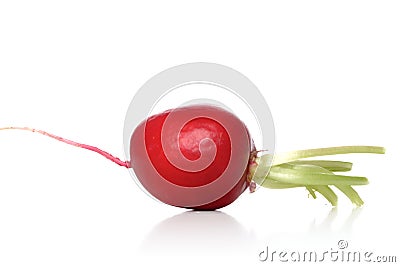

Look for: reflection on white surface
[262,207,365,251]
[139,207,365,262]
[140,211,257,259]
[137,205,373,266]
[308,207,363,235]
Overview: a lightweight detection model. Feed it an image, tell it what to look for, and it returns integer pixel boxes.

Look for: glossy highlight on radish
[0,104,385,210]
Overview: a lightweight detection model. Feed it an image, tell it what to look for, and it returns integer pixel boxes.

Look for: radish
[129,104,256,210]
[0,104,385,210]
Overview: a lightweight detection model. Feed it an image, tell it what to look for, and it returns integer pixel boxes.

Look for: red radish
[0,104,385,210]
[130,105,256,210]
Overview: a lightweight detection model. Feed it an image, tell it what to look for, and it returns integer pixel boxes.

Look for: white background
[0,1,399,266]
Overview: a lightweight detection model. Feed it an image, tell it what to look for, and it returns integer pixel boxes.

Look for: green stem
[262,179,302,189]
[259,146,385,167]
[335,185,364,206]
[306,186,317,199]
[311,185,338,206]
[267,166,368,185]
[253,146,384,183]
[290,160,353,172]
[251,146,385,207]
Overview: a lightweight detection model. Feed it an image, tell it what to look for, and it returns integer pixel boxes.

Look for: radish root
[0,127,130,168]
